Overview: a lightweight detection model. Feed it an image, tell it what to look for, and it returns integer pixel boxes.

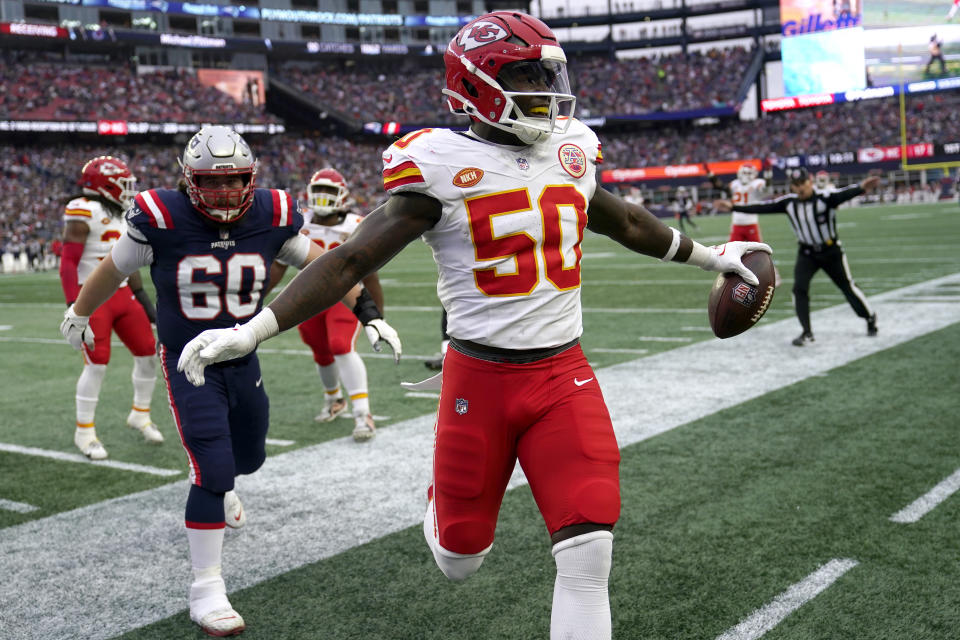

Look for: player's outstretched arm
[177,193,441,386]
[587,186,770,285]
[60,253,127,350]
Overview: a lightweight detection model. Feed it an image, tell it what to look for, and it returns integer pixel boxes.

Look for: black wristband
[352,288,382,324]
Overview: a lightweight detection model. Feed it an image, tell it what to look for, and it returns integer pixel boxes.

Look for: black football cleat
[424,355,443,371]
[866,313,878,337]
[791,331,815,347]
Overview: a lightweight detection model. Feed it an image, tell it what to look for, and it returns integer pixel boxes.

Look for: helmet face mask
[737,164,758,183]
[307,168,349,218]
[80,156,137,210]
[180,125,258,223]
[443,12,576,145]
[815,171,830,188]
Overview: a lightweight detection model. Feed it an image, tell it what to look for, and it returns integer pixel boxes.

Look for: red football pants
[432,344,621,555]
[84,286,155,365]
[729,224,762,242]
[296,303,361,366]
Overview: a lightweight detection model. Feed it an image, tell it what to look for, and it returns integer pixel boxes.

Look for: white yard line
[0,443,181,477]
[0,498,39,514]
[0,274,958,640]
[264,438,295,447]
[889,468,960,524]
[715,559,859,640]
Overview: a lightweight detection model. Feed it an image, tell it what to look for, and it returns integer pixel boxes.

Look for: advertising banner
[196,69,266,107]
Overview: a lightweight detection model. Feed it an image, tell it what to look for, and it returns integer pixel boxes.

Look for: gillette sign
[782,12,860,36]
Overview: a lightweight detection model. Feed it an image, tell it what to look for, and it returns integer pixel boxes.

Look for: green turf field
[1,202,959,639]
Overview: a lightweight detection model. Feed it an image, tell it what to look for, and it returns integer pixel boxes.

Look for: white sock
[187,526,228,617]
[76,363,107,427]
[550,531,613,640]
[317,363,342,399]
[131,355,157,415]
[334,352,369,415]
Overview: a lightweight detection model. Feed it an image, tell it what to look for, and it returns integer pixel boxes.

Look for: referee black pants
[792,244,873,334]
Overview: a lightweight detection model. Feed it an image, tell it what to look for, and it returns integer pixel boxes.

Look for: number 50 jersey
[382,121,603,350]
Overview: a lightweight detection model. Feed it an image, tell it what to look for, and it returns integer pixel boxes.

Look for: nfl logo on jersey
[516,157,530,171]
[455,398,469,415]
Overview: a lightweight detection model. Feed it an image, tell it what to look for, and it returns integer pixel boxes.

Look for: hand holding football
[707,251,776,339]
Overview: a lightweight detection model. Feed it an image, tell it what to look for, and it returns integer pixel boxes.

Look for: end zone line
[889,468,960,523]
[715,559,859,640]
[0,443,181,477]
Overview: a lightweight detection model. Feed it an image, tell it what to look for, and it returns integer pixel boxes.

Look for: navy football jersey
[126,187,303,353]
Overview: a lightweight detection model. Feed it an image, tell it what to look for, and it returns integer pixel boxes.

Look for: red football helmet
[443,11,576,144]
[307,168,349,217]
[80,156,137,209]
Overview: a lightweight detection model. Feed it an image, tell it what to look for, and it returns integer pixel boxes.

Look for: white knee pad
[550,530,613,640]
[423,497,490,582]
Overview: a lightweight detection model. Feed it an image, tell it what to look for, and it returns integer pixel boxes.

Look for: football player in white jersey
[714,164,781,286]
[59,156,162,459]
[814,170,835,192]
[177,12,770,638]
[292,168,386,440]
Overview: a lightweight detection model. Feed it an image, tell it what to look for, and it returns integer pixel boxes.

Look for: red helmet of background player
[443,11,576,144]
[307,168,349,217]
[80,156,137,210]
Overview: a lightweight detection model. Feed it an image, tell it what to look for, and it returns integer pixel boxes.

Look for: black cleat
[866,313,878,337]
[792,331,815,347]
[424,355,444,371]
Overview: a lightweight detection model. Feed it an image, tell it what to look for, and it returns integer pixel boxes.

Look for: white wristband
[684,240,716,270]
[247,308,280,344]
[660,227,682,262]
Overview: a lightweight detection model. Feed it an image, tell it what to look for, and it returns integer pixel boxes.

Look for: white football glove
[177,324,257,387]
[61,304,95,351]
[364,318,402,364]
[697,241,772,286]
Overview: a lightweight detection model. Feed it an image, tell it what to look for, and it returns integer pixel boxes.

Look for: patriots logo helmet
[179,125,258,224]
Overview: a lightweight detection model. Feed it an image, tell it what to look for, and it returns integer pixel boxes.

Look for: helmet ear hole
[461,78,479,99]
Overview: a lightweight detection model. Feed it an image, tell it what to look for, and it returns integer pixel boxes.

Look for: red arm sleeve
[59,241,84,305]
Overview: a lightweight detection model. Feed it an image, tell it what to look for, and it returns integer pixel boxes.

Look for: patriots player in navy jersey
[60,126,401,637]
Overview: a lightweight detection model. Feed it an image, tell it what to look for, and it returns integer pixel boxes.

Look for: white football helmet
[815,170,831,189]
[307,168,349,217]
[179,125,258,223]
[737,164,758,183]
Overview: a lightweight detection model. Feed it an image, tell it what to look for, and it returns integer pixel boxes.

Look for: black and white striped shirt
[732,184,864,249]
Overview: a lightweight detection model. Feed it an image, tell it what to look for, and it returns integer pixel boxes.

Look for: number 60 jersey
[121,188,306,353]
[382,121,603,350]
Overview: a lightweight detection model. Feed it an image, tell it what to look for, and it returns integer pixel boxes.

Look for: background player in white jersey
[277,168,386,440]
[815,170,836,192]
[712,163,781,286]
[59,156,161,459]
[177,12,770,639]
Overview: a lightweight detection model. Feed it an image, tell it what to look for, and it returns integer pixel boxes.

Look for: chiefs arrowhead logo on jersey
[558,144,587,178]
[458,22,509,51]
[452,167,484,188]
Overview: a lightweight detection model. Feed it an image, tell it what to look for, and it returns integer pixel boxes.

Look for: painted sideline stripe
[0,499,38,514]
[264,438,295,447]
[0,274,957,640]
[715,559,859,640]
[0,443,181,477]
[889,468,960,524]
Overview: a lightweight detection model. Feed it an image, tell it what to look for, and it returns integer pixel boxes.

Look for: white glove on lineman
[364,318,402,364]
[61,304,95,351]
[177,309,279,387]
[687,241,772,286]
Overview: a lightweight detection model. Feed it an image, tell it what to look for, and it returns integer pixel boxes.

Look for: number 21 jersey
[382,121,603,350]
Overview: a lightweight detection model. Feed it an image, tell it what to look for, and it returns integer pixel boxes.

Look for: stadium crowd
[275,47,752,124]
[4,88,960,270]
[0,58,279,124]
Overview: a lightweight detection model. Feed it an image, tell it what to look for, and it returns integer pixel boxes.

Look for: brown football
[707,251,776,339]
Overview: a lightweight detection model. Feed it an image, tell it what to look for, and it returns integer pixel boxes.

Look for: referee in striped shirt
[718,168,881,346]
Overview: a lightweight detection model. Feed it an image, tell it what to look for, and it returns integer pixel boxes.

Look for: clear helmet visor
[497,59,575,141]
